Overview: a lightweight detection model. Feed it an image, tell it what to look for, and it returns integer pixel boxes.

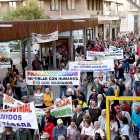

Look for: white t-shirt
[134,73,140,81]
[34,50,37,55]
[92,128,105,138]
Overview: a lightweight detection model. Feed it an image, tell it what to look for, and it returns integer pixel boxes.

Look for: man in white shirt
[134,69,140,94]
[99,76,106,86]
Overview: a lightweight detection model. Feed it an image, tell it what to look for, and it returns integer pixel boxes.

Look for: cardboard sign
[0,102,38,129]
[26,71,80,85]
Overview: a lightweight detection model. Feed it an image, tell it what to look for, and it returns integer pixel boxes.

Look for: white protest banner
[26,71,80,85]
[87,50,123,60]
[69,60,114,72]
[0,43,11,69]
[0,102,38,129]
[3,94,72,119]
[32,31,58,44]
[35,96,72,118]
[3,94,24,109]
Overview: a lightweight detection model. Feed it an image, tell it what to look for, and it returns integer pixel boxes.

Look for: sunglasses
[93,91,96,92]
[45,112,50,113]
[100,77,103,78]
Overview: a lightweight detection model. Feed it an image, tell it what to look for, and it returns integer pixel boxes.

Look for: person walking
[134,69,140,94]
[130,64,136,90]
[79,77,88,102]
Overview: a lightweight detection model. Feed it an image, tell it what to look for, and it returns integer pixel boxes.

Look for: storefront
[105,23,110,41]
[98,24,104,39]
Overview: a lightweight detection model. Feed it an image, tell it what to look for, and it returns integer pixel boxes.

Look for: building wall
[44,0,86,18]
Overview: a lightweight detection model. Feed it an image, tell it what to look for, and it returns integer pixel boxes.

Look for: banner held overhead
[69,60,114,72]
[87,50,123,60]
[0,102,38,129]
[26,71,80,85]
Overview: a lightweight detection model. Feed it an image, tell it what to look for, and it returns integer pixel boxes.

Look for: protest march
[1,32,140,140]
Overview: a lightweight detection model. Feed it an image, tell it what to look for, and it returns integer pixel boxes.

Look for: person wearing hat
[41,132,50,140]
[119,116,132,140]
[33,87,44,108]
[134,69,140,94]
[53,119,67,140]
[65,88,76,100]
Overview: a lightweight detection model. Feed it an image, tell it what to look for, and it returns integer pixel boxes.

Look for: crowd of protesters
[1,32,140,140]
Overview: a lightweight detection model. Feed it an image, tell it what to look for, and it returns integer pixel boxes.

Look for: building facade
[0,0,121,40]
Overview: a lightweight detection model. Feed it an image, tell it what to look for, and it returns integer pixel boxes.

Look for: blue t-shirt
[6,134,10,140]
[19,130,25,138]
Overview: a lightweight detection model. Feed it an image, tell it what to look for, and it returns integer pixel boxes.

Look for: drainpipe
[60,0,61,16]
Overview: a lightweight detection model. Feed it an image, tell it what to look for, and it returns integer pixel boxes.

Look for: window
[87,0,90,10]
[92,0,94,10]
[39,1,44,9]
[96,0,98,10]
[106,2,109,11]
[99,0,101,10]
[9,2,16,9]
[67,0,75,10]
[51,0,58,11]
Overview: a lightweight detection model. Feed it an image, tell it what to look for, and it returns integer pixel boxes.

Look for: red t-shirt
[125,103,130,113]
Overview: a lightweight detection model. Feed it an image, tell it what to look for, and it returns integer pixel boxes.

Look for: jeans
[48,65,53,70]
[83,90,87,102]
[21,91,27,97]
[59,87,67,99]
[125,62,129,72]
[135,127,140,140]
[131,76,134,90]
[134,81,140,95]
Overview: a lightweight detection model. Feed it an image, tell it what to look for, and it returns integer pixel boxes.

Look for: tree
[1,0,50,21]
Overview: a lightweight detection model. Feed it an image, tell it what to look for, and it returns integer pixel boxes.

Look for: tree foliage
[1,0,50,21]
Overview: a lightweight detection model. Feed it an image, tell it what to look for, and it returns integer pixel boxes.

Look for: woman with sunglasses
[1,127,16,140]
[88,89,97,106]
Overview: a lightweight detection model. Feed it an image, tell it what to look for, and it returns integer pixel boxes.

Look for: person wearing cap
[33,87,44,108]
[134,69,140,94]
[53,119,67,140]
[41,108,57,132]
[41,132,50,140]
[130,64,136,90]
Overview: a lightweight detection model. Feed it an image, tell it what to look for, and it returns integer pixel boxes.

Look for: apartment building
[120,0,140,34]
[0,0,122,40]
